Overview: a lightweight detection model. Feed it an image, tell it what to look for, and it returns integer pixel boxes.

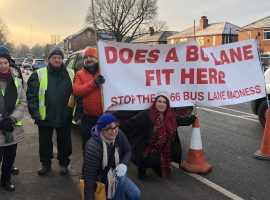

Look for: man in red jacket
[73,47,105,154]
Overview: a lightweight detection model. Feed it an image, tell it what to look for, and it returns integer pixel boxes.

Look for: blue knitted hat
[97,114,117,130]
[0,45,10,55]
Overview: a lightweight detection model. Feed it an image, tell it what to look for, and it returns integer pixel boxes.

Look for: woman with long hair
[120,93,182,180]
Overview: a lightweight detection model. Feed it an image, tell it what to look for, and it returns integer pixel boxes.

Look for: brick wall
[238,29,270,52]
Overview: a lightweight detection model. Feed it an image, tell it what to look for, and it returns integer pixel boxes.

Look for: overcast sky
[0,0,269,46]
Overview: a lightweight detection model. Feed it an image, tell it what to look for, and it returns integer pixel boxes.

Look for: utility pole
[30,24,32,50]
[91,0,98,43]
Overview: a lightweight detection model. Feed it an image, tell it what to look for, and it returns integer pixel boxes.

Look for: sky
[0,0,269,46]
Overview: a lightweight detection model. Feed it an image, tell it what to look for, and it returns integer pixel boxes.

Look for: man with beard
[27,47,74,176]
[73,47,105,155]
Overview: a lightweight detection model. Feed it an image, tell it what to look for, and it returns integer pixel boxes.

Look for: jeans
[113,176,141,200]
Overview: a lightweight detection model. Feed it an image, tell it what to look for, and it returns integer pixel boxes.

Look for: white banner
[98,39,265,111]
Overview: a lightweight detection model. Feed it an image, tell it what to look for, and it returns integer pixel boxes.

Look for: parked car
[13,58,23,67]
[22,58,33,69]
[251,67,270,126]
[66,50,195,126]
[31,59,46,71]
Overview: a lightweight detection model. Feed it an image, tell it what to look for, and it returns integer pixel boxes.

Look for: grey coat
[0,68,27,147]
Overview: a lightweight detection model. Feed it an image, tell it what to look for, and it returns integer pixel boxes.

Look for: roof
[167,22,239,39]
[64,27,115,41]
[238,16,270,30]
[131,31,179,43]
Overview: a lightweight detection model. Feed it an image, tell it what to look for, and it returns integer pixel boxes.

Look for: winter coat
[83,127,132,200]
[73,68,103,117]
[0,68,27,147]
[119,110,181,167]
[26,64,73,127]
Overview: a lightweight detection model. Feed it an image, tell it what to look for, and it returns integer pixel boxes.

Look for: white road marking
[198,107,259,122]
[214,106,255,116]
[171,162,244,200]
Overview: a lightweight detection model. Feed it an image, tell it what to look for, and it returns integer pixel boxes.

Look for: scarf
[145,103,177,178]
[100,134,120,199]
[0,70,11,80]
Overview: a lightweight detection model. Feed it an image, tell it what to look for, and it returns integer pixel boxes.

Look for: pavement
[0,114,82,200]
[0,112,232,200]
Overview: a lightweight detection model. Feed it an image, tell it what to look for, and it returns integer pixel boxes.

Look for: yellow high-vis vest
[37,67,75,120]
[1,76,23,126]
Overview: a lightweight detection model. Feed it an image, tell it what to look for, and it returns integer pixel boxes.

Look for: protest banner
[98,39,265,111]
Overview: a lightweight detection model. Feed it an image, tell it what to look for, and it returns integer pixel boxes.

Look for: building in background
[63,27,115,55]
[167,16,239,47]
[131,27,178,44]
[238,16,270,69]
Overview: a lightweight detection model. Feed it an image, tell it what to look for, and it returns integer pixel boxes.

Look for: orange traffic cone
[180,117,212,173]
[253,109,270,160]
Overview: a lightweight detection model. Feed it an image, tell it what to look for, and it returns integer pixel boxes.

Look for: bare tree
[31,44,45,58]
[85,0,159,42]
[14,44,31,58]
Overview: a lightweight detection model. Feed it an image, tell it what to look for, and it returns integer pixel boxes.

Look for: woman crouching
[120,93,182,180]
[83,114,140,200]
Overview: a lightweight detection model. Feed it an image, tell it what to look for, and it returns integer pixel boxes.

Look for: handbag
[80,145,116,200]
[79,179,106,200]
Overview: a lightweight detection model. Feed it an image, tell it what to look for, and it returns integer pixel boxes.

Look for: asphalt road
[186,103,270,200]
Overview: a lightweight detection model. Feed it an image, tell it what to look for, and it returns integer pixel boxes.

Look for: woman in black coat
[120,93,183,180]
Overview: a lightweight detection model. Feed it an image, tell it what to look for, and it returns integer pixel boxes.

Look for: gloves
[94,75,105,85]
[115,164,127,177]
[0,117,14,132]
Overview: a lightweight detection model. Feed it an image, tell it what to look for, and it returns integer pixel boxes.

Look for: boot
[38,165,51,176]
[11,166,19,175]
[59,166,68,176]
[1,180,15,192]
[137,167,146,180]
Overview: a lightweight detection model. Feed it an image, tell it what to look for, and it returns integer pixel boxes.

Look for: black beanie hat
[48,47,64,59]
[0,52,12,62]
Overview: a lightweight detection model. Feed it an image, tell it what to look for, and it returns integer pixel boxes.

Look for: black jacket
[26,64,73,127]
[83,129,131,200]
[120,110,181,167]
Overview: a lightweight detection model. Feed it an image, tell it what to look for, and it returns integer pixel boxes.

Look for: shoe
[59,166,68,176]
[1,181,15,192]
[137,167,146,180]
[38,165,51,175]
[152,167,162,177]
[11,166,19,175]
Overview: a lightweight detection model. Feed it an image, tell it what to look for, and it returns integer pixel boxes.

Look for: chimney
[149,27,154,36]
[199,16,208,30]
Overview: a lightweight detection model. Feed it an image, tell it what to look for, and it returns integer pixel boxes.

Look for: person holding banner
[83,114,140,200]
[120,92,182,180]
[73,47,105,155]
